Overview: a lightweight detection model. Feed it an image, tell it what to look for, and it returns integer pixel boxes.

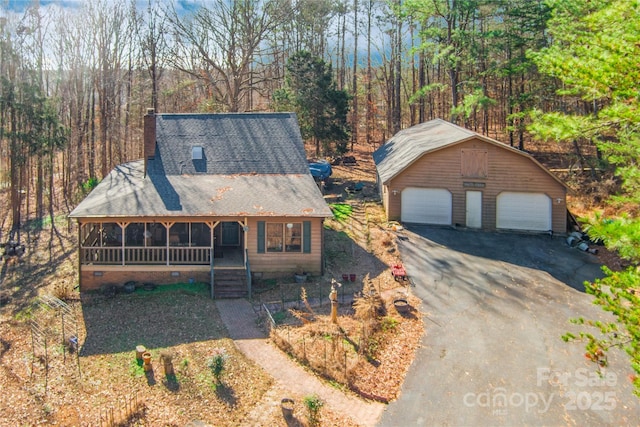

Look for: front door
[221,222,240,246]
[466,191,482,228]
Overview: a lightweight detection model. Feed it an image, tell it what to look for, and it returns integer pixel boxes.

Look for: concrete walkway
[215,298,385,427]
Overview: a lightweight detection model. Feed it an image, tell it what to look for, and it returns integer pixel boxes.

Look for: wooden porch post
[242,217,251,299]
[77,220,82,290]
[118,222,128,266]
[207,221,219,299]
[163,222,174,266]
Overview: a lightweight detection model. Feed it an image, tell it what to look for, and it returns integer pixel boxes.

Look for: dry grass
[1,140,627,425]
[270,291,422,403]
[0,146,424,426]
[0,284,274,426]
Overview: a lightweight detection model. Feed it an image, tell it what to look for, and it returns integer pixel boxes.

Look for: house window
[192,146,203,160]
[285,223,302,252]
[266,223,284,252]
[266,222,302,253]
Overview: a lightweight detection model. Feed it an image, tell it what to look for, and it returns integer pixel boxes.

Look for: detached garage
[373,119,568,234]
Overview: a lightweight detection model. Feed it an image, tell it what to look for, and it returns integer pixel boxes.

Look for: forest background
[0,0,638,395]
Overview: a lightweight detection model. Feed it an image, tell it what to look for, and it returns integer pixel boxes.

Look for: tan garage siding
[384,138,566,233]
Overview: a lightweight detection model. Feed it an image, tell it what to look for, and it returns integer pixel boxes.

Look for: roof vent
[192,146,203,160]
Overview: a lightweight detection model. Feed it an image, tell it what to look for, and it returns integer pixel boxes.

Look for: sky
[1,0,198,14]
[0,0,391,67]
[2,0,82,13]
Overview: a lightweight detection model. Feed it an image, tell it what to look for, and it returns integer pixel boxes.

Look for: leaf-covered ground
[0,148,426,426]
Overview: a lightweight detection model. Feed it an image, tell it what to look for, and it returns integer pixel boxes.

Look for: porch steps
[214,269,248,299]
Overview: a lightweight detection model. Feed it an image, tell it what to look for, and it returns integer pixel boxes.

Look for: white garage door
[401,188,452,225]
[497,192,552,232]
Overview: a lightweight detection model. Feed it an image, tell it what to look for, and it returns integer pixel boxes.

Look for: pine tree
[529,0,640,396]
[275,51,351,157]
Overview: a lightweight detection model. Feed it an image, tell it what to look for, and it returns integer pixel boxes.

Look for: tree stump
[160,351,175,376]
[136,345,147,360]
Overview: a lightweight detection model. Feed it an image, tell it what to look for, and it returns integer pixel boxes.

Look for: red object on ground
[391,264,408,281]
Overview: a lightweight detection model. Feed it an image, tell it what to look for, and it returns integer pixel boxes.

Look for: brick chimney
[143,108,156,176]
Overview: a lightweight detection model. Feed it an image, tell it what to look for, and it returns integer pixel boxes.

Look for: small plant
[289,287,316,324]
[353,275,385,323]
[330,203,353,222]
[207,347,228,385]
[52,281,76,301]
[302,393,324,426]
[42,403,54,417]
[272,311,287,324]
[129,358,145,377]
[381,316,399,332]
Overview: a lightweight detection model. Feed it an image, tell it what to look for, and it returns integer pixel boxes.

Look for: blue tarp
[308,160,332,181]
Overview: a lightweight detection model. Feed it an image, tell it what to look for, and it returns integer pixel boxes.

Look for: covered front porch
[78,219,251,297]
[79,220,247,268]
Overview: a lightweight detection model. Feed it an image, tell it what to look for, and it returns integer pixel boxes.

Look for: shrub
[52,281,76,301]
[302,394,324,426]
[207,348,228,385]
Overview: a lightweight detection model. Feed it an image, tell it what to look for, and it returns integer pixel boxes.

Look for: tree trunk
[9,107,21,232]
[351,0,359,151]
[393,4,402,133]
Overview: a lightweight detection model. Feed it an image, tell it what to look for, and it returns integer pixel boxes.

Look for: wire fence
[271,323,362,386]
[252,278,383,315]
[262,302,375,388]
[97,392,145,427]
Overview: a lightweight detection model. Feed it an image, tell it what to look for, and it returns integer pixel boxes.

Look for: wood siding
[246,217,324,274]
[383,138,567,233]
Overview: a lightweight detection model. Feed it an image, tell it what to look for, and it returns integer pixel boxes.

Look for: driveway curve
[379,226,639,426]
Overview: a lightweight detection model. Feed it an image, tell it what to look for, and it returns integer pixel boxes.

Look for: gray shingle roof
[149,112,308,175]
[69,160,331,218]
[373,118,476,184]
[69,112,332,218]
[373,118,566,188]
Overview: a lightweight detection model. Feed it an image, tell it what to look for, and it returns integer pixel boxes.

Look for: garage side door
[496,192,551,231]
[401,188,452,225]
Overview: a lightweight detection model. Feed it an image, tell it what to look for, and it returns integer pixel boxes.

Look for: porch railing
[80,246,211,266]
[169,247,210,265]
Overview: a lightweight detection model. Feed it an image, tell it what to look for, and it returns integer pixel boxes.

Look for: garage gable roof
[373,118,567,188]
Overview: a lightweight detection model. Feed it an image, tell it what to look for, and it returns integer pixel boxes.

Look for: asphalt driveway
[379,226,639,426]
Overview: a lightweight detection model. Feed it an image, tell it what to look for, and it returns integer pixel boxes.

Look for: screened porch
[79,220,244,266]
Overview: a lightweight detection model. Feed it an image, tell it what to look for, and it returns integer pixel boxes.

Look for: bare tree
[292,0,337,58]
[351,0,359,150]
[89,0,132,177]
[134,0,168,113]
[167,0,289,112]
